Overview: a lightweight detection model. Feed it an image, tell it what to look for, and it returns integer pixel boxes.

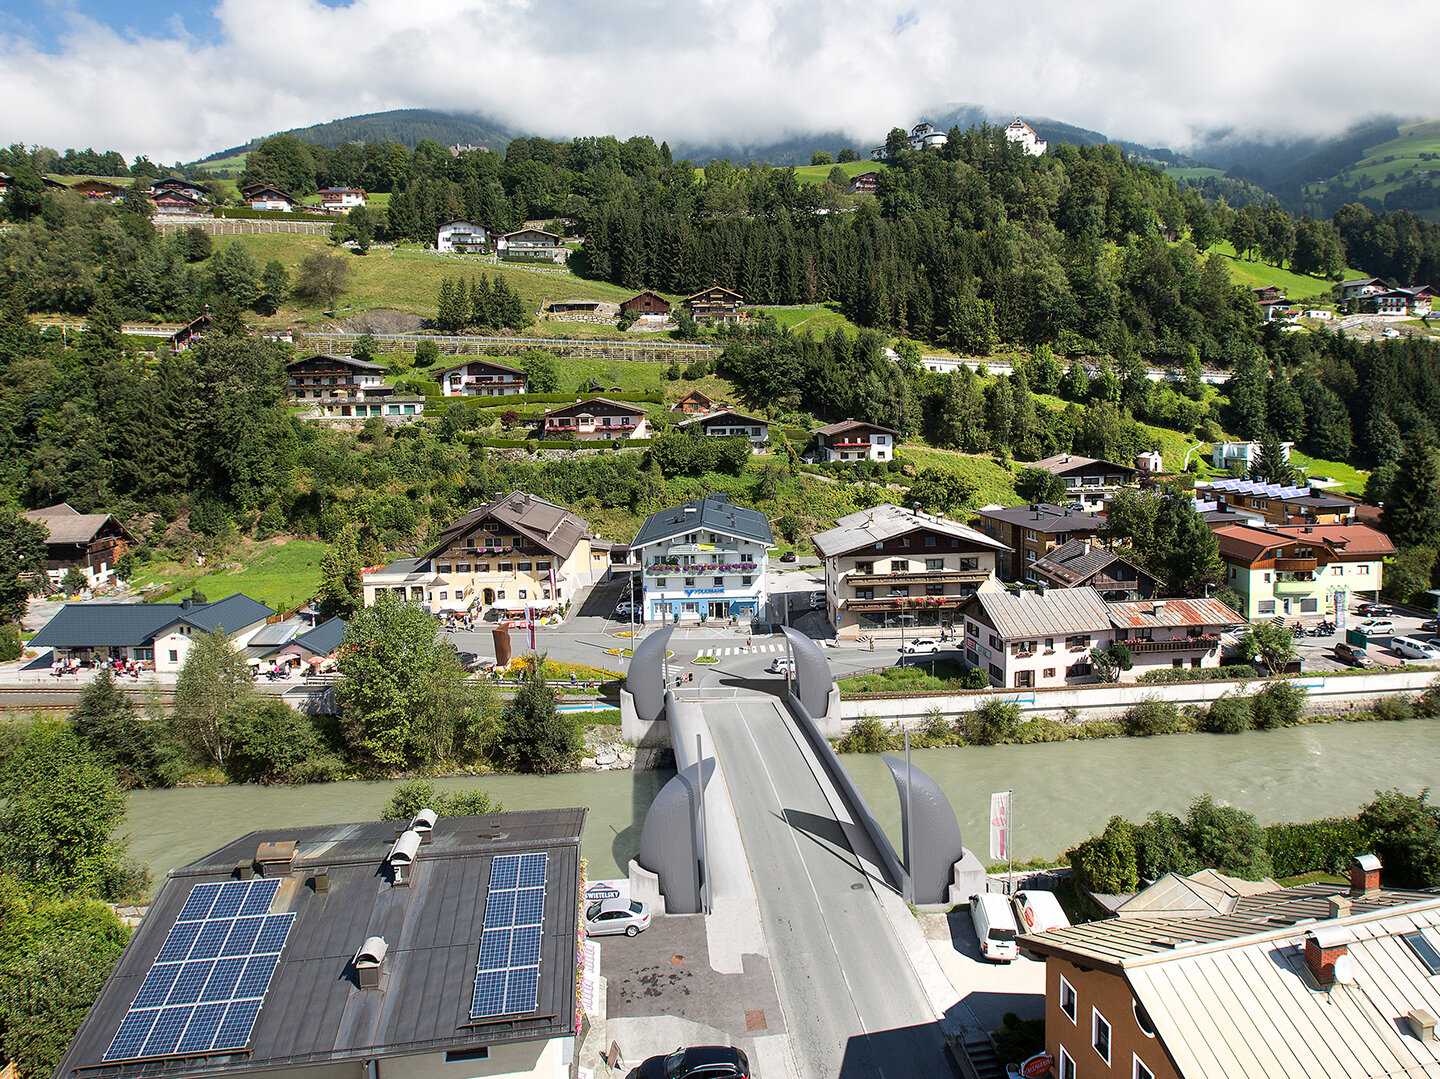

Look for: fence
[154,216,334,237]
[839,668,1440,726]
[296,331,722,364]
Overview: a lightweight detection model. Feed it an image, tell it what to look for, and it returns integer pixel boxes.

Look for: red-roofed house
[1213,522,1393,619]
[541,397,649,441]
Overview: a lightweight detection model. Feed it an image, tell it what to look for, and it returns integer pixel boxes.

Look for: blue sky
[0,1,1431,165]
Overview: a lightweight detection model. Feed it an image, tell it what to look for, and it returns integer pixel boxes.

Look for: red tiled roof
[1275,523,1396,559]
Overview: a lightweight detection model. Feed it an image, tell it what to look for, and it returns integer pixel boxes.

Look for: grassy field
[1289,450,1370,497]
[757,303,862,336]
[1163,166,1226,182]
[134,538,326,613]
[789,160,884,186]
[297,192,392,209]
[901,446,1020,506]
[1210,242,1362,302]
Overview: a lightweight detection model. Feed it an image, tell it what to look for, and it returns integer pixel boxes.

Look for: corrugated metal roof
[1115,869,1280,917]
[969,586,1111,638]
[974,502,1104,533]
[1107,597,1245,630]
[54,811,587,1079]
[632,494,774,549]
[675,409,769,429]
[812,503,1009,558]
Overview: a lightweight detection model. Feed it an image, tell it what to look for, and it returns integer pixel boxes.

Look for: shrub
[1122,698,1181,737]
[958,699,1023,745]
[834,716,900,753]
[226,701,342,784]
[1265,816,1372,877]
[0,623,21,663]
[1185,794,1271,879]
[1204,693,1252,734]
[1251,680,1306,729]
[1357,788,1440,887]
[1067,815,1138,894]
[993,1013,1046,1068]
[1134,811,1195,880]
[915,709,958,747]
[381,778,503,821]
[1371,695,1416,722]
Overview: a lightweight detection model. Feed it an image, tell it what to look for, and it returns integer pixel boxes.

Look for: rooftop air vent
[1408,1009,1437,1042]
[354,936,388,990]
[389,829,421,886]
[410,808,437,844]
[254,840,297,877]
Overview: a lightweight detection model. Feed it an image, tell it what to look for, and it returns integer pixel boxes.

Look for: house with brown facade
[1198,478,1356,526]
[1027,454,1139,510]
[70,179,124,202]
[682,285,744,323]
[672,389,717,414]
[20,504,136,588]
[675,409,770,450]
[498,228,561,261]
[286,355,422,423]
[149,177,210,202]
[540,397,649,441]
[846,172,880,195]
[813,418,898,462]
[812,503,1006,639]
[1029,539,1160,601]
[437,358,526,397]
[317,187,366,210]
[242,184,296,211]
[973,502,1105,581]
[620,290,672,320]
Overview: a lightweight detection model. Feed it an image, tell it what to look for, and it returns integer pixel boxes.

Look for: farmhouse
[317,186,366,210]
[542,298,619,322]
[672,389,717,414]
[436,220,494,254]
[1027,453,1139,510]
[847,172,880,195]
[675,408,770,449]
[620,290,671,320]
[242,184,296,212]
[498,228,561,261]
[540,397,649,441]
[681,285,744,324]
[149,177,210,201]
[20,503,137,588]
[813,418,898,462]
[438,359,526,397]
[286,355,422,423]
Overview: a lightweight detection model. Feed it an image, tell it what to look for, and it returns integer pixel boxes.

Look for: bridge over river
[621,628,979,1078]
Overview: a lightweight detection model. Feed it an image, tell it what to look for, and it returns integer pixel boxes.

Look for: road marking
[696,644,784,657]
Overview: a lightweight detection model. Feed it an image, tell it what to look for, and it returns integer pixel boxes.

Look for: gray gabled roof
[812,502,1008,558]
[30,594,275,649]
[631,494,774,549]
[53,811,586,1079]
[974,502,1103,533]
[290,615,346,657]
[963,585,1111,638]
[675,408,770,429]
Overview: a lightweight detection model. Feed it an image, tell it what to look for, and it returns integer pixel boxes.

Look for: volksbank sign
[683,588,725,596]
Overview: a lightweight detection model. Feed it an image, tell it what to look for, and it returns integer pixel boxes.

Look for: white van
[1394,636,1440,661]
[970,893,1019,962]
[1012,890,1070,934]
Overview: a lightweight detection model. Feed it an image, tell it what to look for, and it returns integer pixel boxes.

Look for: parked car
[1358,603,1395,618]
[899,637,942,654]
[1012,890,1070,934]
[767,657,795,675]
[638,1046,750,1079]
[1359,618,1396,637]
[1334,641,1373,668]
[1393,636,1440,661]
[584,897,651,937]
[811,590,825,608]
[970,893,1018,962]
[614,602,641,622]
[780,551,798,563]
[1420,618,1440,633]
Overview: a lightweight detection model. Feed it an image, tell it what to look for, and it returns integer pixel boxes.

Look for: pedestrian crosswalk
[696,644,785,657]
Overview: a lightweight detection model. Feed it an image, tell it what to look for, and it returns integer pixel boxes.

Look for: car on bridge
[638,1046,750,1079]
[584,897,651,937]
[899,637,943,654]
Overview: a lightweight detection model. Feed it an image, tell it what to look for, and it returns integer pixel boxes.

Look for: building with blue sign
[631,494,774,623]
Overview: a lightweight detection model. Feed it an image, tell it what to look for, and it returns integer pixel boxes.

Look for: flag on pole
[526,606,537,650]
[989,790,1011,861]
[548,563,558,604]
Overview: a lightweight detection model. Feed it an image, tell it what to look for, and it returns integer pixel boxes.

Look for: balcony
[846,596,965,613]
[1274,558,1318,572]
[1274,577,1320,594]
[1115,636,1220,654]
[831,440,873,449]
[846,569,991,587]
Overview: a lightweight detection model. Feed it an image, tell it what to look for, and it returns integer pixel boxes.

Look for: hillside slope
[194,109,519,163]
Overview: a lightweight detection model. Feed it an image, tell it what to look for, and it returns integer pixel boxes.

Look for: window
[455,562,470,573]
[855,588,874,601]
[168,650,178,663]
[1043,667,1056,678]
[926,558,944,570]
[519,561,532,572]
[445,1048,490,1063]
[465,538,477,549]
[887,587,910,597]
[855,561,873,574]
[742,576,752,586]
[713,577,724,587]
[685,577,696,586]
[951,538,960,547]
[1058,1046,1075,1079]
[538,560,551,571]
[1263,572,1271,583]
[989,633,1001,650]
[477,562,489,572]
[1133,999,1156,1037]
[925,583,945,595]
[1358,564,1370,575]
[1259,600,1276,614]
[438,562,451,573]
[891,560,908,573]
[960,557,979,571]
[1092,1009,1111,1064]
[1014,670,1034,688]
[1133,1056,1155,1079]
[439,591,448,600]
[899,537,910,547]
[543,589,552,600]
[1066,634,1091,651]
[1403,930,1440,974]
[655,579,667,587]
[988,663,1003,681]
[1025,530,1039,542]
[925,535,936,547]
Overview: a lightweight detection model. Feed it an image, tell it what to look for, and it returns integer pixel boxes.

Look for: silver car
[585,897,651,937]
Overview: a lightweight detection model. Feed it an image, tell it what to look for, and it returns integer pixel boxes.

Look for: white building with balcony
[437,358,527,397]
[631,494,774,622]
[812,503,1007,639]
[813,418,898,462]
[436,219,494,254]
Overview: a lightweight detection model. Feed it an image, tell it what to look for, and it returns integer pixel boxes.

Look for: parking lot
[1289,601,1439,672]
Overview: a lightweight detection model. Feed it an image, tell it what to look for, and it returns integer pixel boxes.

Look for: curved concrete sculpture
[626,626,675,723]
[781,626,835,720]
[881,754,967,905]
[636,758,715,915]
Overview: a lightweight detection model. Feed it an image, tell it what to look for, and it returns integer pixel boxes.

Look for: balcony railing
[1116,636,1220,654]
[646,562,756,576]
[1274,558,1318,572]
[831,440,873,448]
[847,569,990,587]
[1274,577,1319,594]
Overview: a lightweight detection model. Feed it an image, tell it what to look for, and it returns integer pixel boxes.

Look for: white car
[899,637,942,654]
[1012,890,1070,934]
[1393,636,1440,661]
[584,897,651,937]
[614,603,641,622]
[768,657,795,674]
[1359,618,1396,637]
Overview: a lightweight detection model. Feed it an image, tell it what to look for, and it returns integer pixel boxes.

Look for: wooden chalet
[70,179,124,202]
[168,310,211,352]
[672,389,717,414]
[243,184,296,211]
[621,290,671,317]
[438,359,527,398]
[149,177,210,201]
[682,285,744,323]
[21,503,136,587]
[541,397,650,441]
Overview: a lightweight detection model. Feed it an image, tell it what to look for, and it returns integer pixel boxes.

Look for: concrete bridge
[619,628,985,1078]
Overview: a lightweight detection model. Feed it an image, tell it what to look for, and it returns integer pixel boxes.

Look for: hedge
[1265,817,1373,877]
[467,436,653,450]
[212,207,335,222]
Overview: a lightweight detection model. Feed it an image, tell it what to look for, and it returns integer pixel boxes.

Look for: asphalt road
[704,699,947,1079]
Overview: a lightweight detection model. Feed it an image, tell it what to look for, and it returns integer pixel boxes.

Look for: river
[121,719,1439,888]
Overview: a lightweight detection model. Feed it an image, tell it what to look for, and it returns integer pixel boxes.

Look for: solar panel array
[470,852,547,1019]
[104,878,294,1062]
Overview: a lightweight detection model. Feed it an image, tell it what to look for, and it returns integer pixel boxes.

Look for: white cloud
[0,0,1428,163]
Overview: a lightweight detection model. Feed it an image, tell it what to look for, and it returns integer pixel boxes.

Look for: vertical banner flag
[548,564,558,604]
[526,606,537,650]
[990,790,1011,862]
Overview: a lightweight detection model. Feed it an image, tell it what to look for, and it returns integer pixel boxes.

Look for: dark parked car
[1357,603,1395,618]
[638,1046,751,1079]
[780,551,798,563]
[1334,641,1373,668]
[455,651,482,671]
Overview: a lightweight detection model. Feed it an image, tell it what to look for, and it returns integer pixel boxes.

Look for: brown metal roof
[1212,524,1294,562]
[812,502,1009,558]
[1275,523,1397,559]
[1107,597,1244,630]
[421,493,589,562]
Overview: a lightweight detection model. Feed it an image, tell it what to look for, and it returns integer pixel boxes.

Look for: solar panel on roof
[470,852,548,1020]
[102,879,294,1062]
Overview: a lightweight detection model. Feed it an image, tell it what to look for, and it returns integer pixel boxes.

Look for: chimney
[388,829,422,886]
[409,808,437,844]
[1408,1009,1437,1042]
[180,597,192,611]
[1327,895,1351,919]
[353,936,388,990]
[1350,853,1381,896]
[1081,540,1091,556]
[312,867,331,894]
[1036,581,1047,597]
[254,840,297,877]
[1304,925,1354,986]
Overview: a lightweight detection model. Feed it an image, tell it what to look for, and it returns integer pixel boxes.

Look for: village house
[286,355,423,423]
[69,179,125,203]
[317,186,367,210]
[1029,538,1161,602]
[361,492,599,617]
[168,310,211,352]
[1004,119,1048,155]
[437,358,526,397]
[632,494,773,623]
[1339,276,1387,304]
[620,290,672,321]
[243,184,296,212]
[148,177,210,202]
[239,615,346,675]
[1213,521,1393,619]
[1360,285,1436,317]
[672,389,717,414]
[1134,450,1164,474]
[29,593,274,673]
[1199,478,1357,526]
[1027,453,1139,510]
[908,122,948,150]
[1104,596,1245,679]
[21,503,136,588]
[846,171,880,195]
[1020,859,1440,1079]
[675,409,771,450]
[681,285,744,324]
[973,502,1105,581]
[540,397,649,441]
[498,228,561,261]
[436,220,494,254]
[813,418,898,462]
[53,810,587,1079]
[812,503,1006,639]
[151,190,204,213]
[1210,440,1292,471]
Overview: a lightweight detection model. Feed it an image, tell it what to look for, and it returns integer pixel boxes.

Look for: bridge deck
[703,698,947,1079]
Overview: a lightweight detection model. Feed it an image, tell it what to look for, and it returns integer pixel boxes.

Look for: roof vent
[354,936,388,990]
[389,829,421,886]
[254,840,297,877]
[410,808,437,844]
[1408,1008,1437,1042]
[1350,853,1381,897]
[1327,894,1351,919]
[1305,925,1354,986]
[312,867,330,894]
